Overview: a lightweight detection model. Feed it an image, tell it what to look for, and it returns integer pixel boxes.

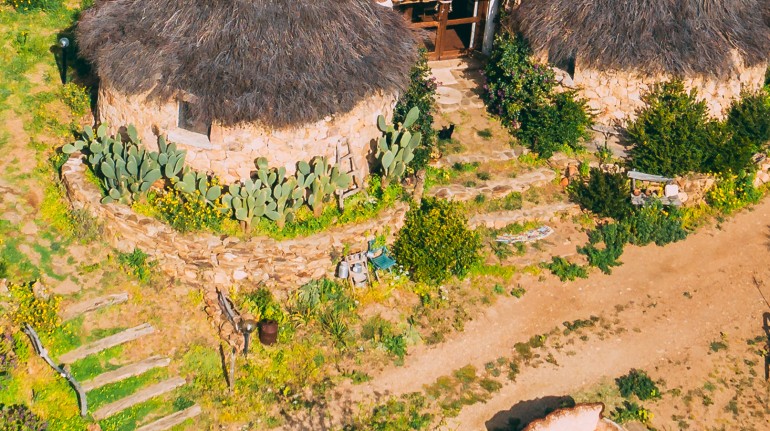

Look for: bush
[394,197,482,285]
[725,88,770,150]
[240,288,286,324]
[5,0,61,11]
[616,369,661,400]
[117,248,156,283]
[569,168,632,220]
[543,257,587,281]
[706,172,762,214]
[577,222,628,275]
[483,33,592,158]
[625,202,687,246]
[8,282,60,336]
[0,404,47,431]
[59,83,90,117]
[0,329,17,381]
[147,187,226,233]
[393,49,438,173]
[516,90,593,158]
[627,80,714,176]
[609,401,653,425]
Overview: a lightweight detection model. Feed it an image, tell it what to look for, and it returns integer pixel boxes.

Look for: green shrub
[516,90,592,158]
[239,288,286,324]
[345,393,432,431]
[627,80,713,176]
[6,0,61,11]
[59,82,90,117]
[569,168,632,220]
[577,222,628,274]
[609,401,653,425]
[0,404,47,431]
[394,197,482,285]
[543,257,587,281]
[725,88,770,150]
[393,49,438,173]
[483,33,591,158]
[117,248,156,283]
[147,187,226,233]
[706,172,762,214]
[625,202,687,246]
[8,282,60,336]
[616,369,661,400]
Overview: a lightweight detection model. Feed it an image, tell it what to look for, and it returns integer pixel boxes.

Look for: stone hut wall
[570,64,765,124]
[98,82,397,184]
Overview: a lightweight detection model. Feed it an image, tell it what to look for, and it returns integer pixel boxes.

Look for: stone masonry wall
[98,83,397,184]
[570,64,765,124]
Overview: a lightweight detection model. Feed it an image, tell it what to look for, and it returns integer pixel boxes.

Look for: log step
[136,405,202,431]
[61,293,129,321]
[92,376,186,421]
[58,324,155,364]
[82,356,171,391]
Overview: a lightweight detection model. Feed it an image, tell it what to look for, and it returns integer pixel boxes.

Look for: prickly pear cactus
[173,171,222,206]
[376,106,422,188]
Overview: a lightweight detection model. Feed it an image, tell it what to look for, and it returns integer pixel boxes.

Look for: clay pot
[633,189,641,196]
[258,320,278,346]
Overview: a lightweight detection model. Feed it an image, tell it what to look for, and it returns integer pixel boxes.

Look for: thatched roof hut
[509,0,770,123]
[511,0,770,77]
[76,0,418,183]
[78,0,417,128]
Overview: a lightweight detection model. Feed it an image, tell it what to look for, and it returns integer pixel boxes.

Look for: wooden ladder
[336,140,363,210]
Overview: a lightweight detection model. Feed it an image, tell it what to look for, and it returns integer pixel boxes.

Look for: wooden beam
[61,293,129,321]
[92,377,186,420]
[135,405,202,431]
[58,324,155,364]
[82,356,171,391]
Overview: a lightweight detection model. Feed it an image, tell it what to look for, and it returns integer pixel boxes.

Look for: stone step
[82,356,171,391]
[468,202,581,229]
[428,169,557,202]
[58,323,155,364]
[136,405,202,431]
[92,376,186,421]
[60,292,129,321]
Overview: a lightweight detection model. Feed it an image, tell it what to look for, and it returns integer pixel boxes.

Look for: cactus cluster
[224,156,352,229]
[151,137,186,179]
[376,106,422,187]
[173,170,222,206]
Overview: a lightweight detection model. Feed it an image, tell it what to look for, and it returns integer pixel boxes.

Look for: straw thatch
[77,0,417,128]
[511,0,770,77]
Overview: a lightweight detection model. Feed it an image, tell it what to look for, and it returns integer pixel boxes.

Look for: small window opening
[549,52,576,79]
[178,101,211,136]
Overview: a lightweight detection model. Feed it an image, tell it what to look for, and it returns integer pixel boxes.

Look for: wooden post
[23,324,88,418]
[436,0,452,60]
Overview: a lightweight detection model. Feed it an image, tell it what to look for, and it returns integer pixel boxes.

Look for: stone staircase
[57,293,202,430]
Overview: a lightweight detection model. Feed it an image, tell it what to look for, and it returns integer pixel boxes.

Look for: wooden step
[61,292,129,321]
[82,356,171,391]
[136,405,202,431]
[92,376,186,421]
[58,323,155,364]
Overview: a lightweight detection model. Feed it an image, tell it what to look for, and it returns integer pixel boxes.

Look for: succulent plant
[223,178,269,227]
[306,156,352,216]
[376,106,422,188]
[173,170,222,206]
[150,136,186,180]
[99,142,162,204]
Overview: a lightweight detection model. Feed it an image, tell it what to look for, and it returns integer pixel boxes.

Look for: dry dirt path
[337,199,770,429]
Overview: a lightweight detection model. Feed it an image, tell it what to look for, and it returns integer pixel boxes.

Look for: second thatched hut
[511,0,770,123]
[77,0,417,183]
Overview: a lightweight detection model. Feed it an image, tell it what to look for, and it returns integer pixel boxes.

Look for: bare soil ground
[340,198,770,430]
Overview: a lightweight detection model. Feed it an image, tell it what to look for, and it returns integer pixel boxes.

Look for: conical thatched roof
[77,0,417,128]
[511,0,770,77]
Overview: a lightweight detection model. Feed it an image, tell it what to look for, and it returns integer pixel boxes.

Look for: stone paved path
[428,168,556,202]
[430,59,486,113]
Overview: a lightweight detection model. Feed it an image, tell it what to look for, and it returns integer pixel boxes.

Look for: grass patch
[87,367,169,410]
[69,345,125,381]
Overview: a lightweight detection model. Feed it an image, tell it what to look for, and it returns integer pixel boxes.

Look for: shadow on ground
[485,395,576,431]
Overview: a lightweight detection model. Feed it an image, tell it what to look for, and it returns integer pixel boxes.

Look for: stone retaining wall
[98,83,397,184]
[562,63,765,125]
[61,155,408,290]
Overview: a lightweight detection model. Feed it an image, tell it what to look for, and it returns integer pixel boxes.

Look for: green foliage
[5,0,61,11]
[117,248,156,283]
[627,80,714,176]
[394,197,482,285]
[516,90,593,158]
[569,168,632,219]
[8,282,60,336]
[376,107,423,187]
[0,404,47,431]
[147,186,226,233]
[58,82,90,117]
[483,33,592,158]
[577,222,628,274]
[609,401,653,425]
[0,329,17,382]
[725,88,770,150]
[239,288,286,324]
[543,257,587,282]
[344,393,433,431]
[707,172,762,214]
[625,201,688,246]
[393,49,438,173]
[616,369,661,401]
